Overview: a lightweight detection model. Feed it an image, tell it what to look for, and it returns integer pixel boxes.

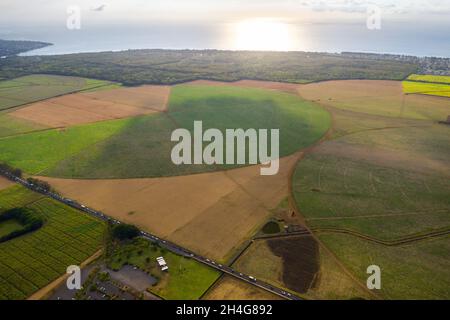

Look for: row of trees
[0,162,22,178]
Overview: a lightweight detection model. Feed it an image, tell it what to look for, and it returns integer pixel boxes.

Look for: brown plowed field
[38,153,300,262]
[10,85,171,127]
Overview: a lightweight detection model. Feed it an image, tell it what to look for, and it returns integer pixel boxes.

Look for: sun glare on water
[232,19,295,51]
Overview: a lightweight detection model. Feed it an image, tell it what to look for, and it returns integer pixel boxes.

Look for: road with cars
[1,170,302,300]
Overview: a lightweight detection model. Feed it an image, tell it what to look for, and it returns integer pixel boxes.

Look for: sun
[232,18,294,51]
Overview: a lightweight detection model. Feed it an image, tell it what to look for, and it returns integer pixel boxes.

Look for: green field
[0,74,119,111]
[403,81,450,98]
[0,113,46,138]
[109,238,220,300]
[293,90,450,299]
[407,74,450,84]
[0,118,130,175]
[0,85,330,178]
[0,185,105,300]
[0,219,24,238]
[319,233,450,299]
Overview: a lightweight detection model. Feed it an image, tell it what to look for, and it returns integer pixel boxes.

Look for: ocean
[1,20,449,58]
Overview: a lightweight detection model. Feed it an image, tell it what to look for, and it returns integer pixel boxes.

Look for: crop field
[319,233,450,299]
[185,79,300,94]
[299,80,450,120]
[10,85,170,128]
[293,125,450,240]
[0,219,23,238]
[204,276,282,300]
[109,238,220,300]
[0,185,105,299]
[293,82,450,299]
[0,113,46,138]
[232,235,372,299]
[402,81,450,98]
[0,75,118,111]
[0,81,330,263]
[40,153,300,261]
[48,85,329,178]
[406,74,450,84]
[233,236,319,294]
[0,85,330,178]
[0,117,130,175]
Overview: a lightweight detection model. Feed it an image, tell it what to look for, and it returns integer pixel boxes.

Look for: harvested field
[185,79,300,94]
[203,276,282,300]
[10,85,170,127]
[0,177,14,191]
[81,85,171,111]
[38,153,299,262]
[299,80,450,121]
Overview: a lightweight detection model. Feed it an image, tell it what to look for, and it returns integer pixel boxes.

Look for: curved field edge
[291,89,450,299]
[0,85,331,179]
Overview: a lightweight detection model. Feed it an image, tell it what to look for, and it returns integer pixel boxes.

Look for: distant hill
[0,39,52,57]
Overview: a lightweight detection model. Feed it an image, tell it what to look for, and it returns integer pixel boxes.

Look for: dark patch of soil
[267,235,319,293]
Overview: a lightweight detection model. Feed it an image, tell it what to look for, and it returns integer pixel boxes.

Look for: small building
[156,257,169,271]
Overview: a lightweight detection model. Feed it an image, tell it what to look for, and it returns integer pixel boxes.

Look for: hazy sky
[1,0,450,26]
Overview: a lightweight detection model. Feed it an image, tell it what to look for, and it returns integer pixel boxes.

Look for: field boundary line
[312,227,450,246]
[306,208,450,221]
[287,106,381,300]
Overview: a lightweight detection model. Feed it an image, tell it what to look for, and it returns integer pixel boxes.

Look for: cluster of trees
[111,223,140,240]
[0,207,44,243]
[0,49,418,85]
[26,177,52,192]
[0,162,22,178]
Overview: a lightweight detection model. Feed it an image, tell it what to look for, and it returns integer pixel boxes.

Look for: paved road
[1,170,302,300]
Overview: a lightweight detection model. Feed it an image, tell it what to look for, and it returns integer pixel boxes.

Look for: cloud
[91,4,106,12]
[296,0,450,15]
